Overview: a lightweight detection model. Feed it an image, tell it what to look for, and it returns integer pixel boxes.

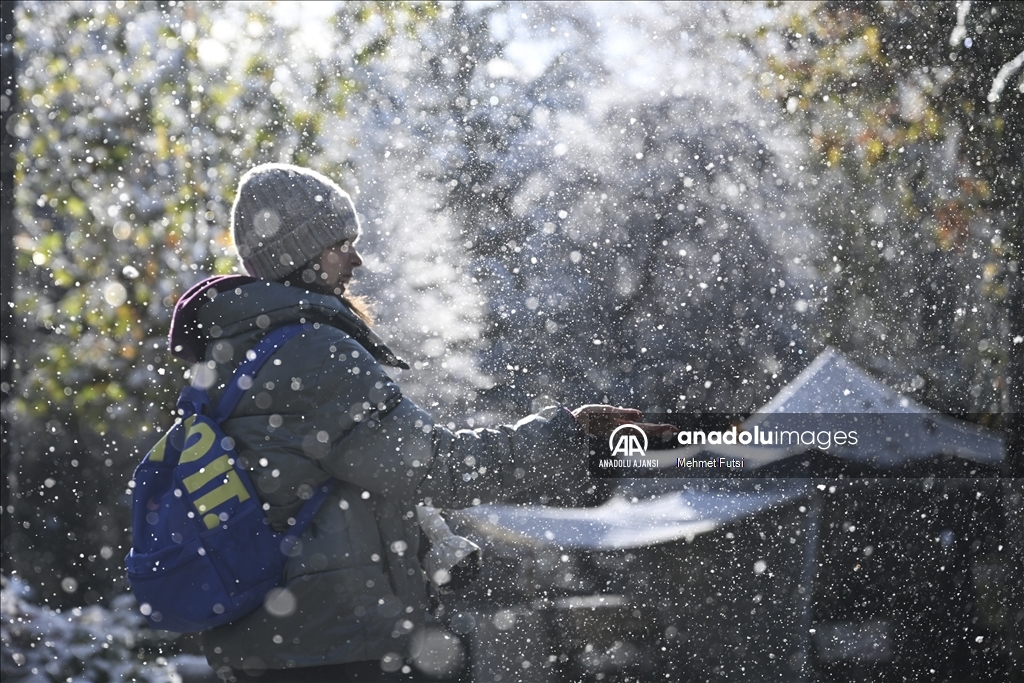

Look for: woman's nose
[350,248,363,267]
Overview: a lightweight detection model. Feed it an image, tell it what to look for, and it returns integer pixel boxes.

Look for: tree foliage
[749,0,1023,422]
[5,0,436,607]
[372,3,813,421]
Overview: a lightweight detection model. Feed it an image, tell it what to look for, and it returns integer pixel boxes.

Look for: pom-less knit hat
[230,163,361,280]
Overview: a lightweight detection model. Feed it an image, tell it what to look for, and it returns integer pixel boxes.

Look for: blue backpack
[125,323,334,632]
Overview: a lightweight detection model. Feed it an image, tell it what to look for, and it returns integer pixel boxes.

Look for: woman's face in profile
[315,240,362,295]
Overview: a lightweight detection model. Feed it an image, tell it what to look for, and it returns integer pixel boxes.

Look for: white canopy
[454,482,804,551]
[732,347,1002,467]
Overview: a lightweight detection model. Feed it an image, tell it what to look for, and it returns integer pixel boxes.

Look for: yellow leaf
[863,27,880,58]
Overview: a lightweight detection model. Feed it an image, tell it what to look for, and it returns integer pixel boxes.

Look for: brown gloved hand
[572,404,676,442]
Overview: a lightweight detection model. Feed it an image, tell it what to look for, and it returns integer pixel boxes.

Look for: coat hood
[168,275,257,363]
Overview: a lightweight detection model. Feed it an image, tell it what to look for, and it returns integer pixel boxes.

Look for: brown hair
[342,294,375,327]
[279,264,375,327]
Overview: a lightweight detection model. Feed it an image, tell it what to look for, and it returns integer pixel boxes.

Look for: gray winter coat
[184,280,586,671]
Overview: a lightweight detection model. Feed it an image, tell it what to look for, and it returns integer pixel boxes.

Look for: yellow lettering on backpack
[180,416,217,464]
[182,454,233,493]
[149,431,170,463]
[193,471,251,528]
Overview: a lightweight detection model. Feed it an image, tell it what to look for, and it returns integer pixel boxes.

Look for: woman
[168,163,657,681]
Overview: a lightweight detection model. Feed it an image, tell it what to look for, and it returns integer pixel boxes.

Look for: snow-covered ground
[2,576,215,682]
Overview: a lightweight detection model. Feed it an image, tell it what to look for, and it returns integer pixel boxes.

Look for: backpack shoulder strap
[213,323,307,422]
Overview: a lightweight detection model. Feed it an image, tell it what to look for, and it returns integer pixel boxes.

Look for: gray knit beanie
[230,163,361,280]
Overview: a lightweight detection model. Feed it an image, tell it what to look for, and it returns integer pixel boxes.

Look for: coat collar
[170,276,409,369]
